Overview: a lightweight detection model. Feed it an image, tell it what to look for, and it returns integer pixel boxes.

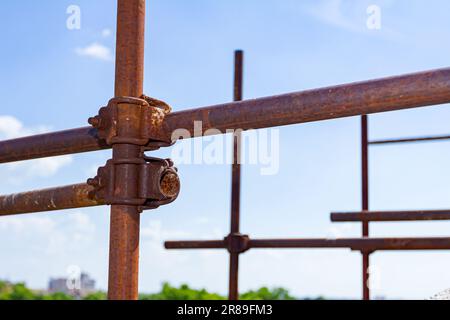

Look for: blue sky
[1,0,450,299]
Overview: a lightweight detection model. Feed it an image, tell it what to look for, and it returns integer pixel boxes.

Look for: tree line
[0,280,325,300]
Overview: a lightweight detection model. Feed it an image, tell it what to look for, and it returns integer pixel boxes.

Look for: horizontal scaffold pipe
[158,68,450,140]
[331,210,450,222]
[369,134,450,145]
[165,237,450,252]
[0,183,103,216]
[0,127,108,164]
[164,240,226,250]
[248,238,450,251]
[2,67,450,164]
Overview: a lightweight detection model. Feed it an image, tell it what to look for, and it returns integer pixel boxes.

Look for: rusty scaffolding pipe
[369,134,450,145]
[107,0,145,300]
[331,210,450,222]
[0,127,108,164]
[0,183,102,216]
[361,115,370,300]
[165,237,450,252]
[228,50,243,301]
[3,68,450,164]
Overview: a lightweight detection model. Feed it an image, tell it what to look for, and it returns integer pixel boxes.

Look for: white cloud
[305,0,363,33]
[5,156,73,181]
[141,220,192,242]
[75,42,113,61]
[303,0,400,39]
[101,28,112,37]
[0,215,56,234]
[69,212,96,234]
[0,211,97,256]
[0,115,73,182]
[0,116,23,139]
[0,116,49,139]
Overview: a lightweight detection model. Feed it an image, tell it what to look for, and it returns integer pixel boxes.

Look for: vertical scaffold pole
[108,0,146,300]
[229,50,244,300]
[361,115,370,300]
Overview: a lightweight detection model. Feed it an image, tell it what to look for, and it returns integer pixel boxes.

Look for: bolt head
[160,171,180,198]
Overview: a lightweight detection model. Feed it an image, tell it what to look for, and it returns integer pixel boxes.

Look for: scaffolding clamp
[88,95,173,150]
[225,233,250,254]
[87,156,180,212]
[87,95,179,211]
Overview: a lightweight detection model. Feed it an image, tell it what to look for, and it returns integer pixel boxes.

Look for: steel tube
[159,67,450,140]
[248,238,450,251]
[331,210,450,222]
[165,240,226,249]
[369,134,450,145]
[107,0,145,301]
[361,115,370,300]
[0,183,102,216]
[0,127,107,164]
[4,68,450,163]
[228,50,244,301]
[165,237,450,251]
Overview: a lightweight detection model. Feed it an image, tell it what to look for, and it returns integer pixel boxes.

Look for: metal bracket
[224,233,250,254]
[87,95,179,211]
[87,156,180,212]
[88,96,173,150]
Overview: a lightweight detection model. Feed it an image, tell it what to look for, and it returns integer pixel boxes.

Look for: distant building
[48,272,96,298]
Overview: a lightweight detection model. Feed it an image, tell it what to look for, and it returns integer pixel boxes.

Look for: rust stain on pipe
[165,240,226,249]
[361,114,370,301]
[248,238,450,251]
[228,50,243,301]
[159,67,450,140]
[165,237,450,251]
[0,183,102,216]
[331,210,450,222]
[107,0,146,301]
[0,127,107,164]
[4,68,450,164]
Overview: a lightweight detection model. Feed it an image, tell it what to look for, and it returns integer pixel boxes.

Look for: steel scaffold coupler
[87,95,180,212]
[225,233,250,254]
[88,95,173,149]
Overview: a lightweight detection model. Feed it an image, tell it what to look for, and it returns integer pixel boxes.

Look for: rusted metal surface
[248,238,450,251]
[87,156,179,211]
[165,240,226,249]
[4,68,450,164]
[107,0,146,301]
[0,183,102,216]
[157,68,450,140]
[88,96,172,147]
[0,157,179,216]
[0,127,108,164]
[369,134,450,145]
[228,50,243,301]
[166,237,450,251]
[361,115,370,300]
[332,210,450,222]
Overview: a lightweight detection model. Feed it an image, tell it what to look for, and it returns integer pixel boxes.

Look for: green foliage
[1,282,35,300]
[139,283,224,300]
[240,287,295,300]
[83,291,107,300]
[40,292,73,300]
[0,280,73,300]
[0,279,304,300]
